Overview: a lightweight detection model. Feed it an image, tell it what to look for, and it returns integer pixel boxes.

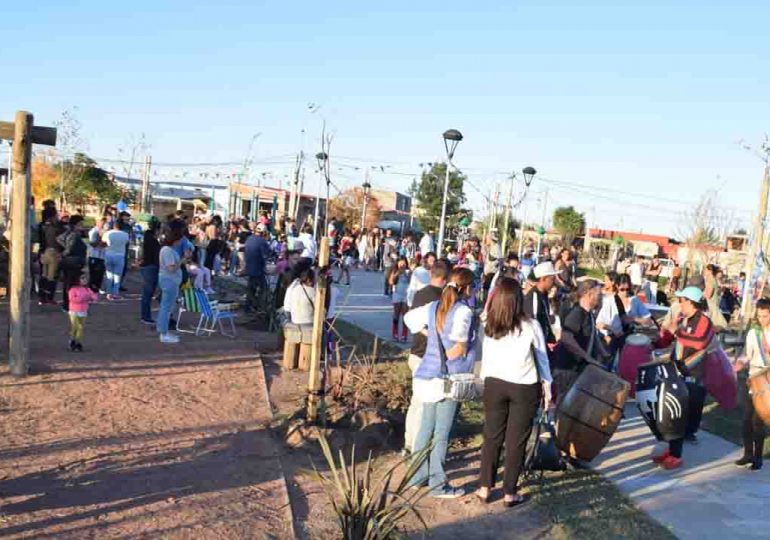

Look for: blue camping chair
[194,288,237,338]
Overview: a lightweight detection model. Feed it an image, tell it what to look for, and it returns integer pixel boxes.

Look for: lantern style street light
[436,129,463,255]
[517,166,538,259]
[313,151,328,239]
[361,178,372,229]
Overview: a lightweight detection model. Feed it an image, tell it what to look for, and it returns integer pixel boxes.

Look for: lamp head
[522,166,537,186]
[442,129,463,160]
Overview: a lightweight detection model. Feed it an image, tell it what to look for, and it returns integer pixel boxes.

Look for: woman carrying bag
[404,267,477,499]
[475,278,553,507]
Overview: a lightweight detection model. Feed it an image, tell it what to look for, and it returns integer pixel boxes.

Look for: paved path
[334,268,411,348]
[592,403,770,539]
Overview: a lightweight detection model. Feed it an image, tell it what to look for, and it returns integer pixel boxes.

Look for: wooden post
[1,112,57,377]
[9,112,32,376]
[307,237,330,422]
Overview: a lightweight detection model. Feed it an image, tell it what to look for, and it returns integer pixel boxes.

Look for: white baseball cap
[533,261,560,278]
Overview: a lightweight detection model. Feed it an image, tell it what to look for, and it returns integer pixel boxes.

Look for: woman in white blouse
[282,266,316,325]
[476,277,552,507]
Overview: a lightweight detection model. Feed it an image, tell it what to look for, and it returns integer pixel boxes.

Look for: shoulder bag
[434,303,482,402]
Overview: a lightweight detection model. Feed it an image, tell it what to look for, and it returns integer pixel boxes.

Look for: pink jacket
[69,286,98,313]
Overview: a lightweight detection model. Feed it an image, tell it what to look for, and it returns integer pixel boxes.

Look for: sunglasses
[618,286,630,291]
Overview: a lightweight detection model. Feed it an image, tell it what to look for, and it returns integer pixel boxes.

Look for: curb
[255,353,298,540]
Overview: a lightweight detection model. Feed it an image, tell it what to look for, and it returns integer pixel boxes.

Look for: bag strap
[434,302,449,376]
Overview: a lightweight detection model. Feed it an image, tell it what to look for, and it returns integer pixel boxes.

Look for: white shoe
[160,333,180,344]
[205,288,216,295]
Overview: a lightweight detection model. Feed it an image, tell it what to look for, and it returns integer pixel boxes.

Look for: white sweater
[480,319,553,385]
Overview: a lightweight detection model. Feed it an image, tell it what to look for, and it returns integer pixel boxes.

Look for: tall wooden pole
[9,112,33,377]
[307,237,330,422]
[501,175,515,256]
[741,163,770,321]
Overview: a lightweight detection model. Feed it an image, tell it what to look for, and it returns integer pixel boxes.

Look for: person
[404,267,476,498]
[298,224,317,265]
[337,229,354,285]
[203,216,224,272]
[390,256,411,342]
[553,280,606,401]
[554,248,576,296]
[66,271,98,352]
[703,264,728,330]
[482,230,502,298]
[476,278,552,507]
[653,286,714,469]
[244,223,273,312]
[734,298,770,470]
[522,261,559,354]
[669,261,682,293]
[356,229,369,270]
[382,229,397,294]
[157,219,186,344]
[38,207,64,305]
[406,252,436,307]
[283,265,316,324]
[616,274,653,327]
[58,215,88,313]
[646,256,662,283]
[736,271,747,302]
[489,253,523,293]
[140,217,161,325]
[102,219,130,301]
[234,220,252,276]
[628,256,645,289]
[117,211,133,291]
[419,231,434,257]
[87,217,107,294]
[403,261,449,454]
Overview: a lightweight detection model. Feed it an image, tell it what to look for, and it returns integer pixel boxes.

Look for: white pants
[404,354,423,452]
[188,264,212,290]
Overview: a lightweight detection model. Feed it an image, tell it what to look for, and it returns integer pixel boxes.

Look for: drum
[619,334,652,396]
[636,360,689,441]
[748,368,770,427]
[556,364,630,461]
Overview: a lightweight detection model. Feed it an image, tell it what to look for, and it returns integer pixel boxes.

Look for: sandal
[503,494,528,508]
[474,488,490,504]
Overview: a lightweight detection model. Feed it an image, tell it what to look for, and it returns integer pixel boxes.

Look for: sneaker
[69,339,77,352]
[430,485,465,499]
[652,450,671,464]
[141,318,156,325]
[660,455,683,470]
[99,289,106,295]
[735,456,753,467]
[75,342,83,352]
[160,333,180,344]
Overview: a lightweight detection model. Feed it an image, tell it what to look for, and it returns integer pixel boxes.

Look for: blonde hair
[436,267,474,332]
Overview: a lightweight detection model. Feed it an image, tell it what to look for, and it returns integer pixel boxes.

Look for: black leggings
[743,383,767,459]
[669,382,707,458]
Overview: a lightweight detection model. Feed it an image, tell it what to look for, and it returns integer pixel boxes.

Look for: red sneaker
[652,450,670,464]
[660,455,683,470]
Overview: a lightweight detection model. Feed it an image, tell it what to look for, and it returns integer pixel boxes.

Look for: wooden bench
[282,322,314,371]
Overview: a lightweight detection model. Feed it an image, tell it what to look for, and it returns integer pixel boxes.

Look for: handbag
[526,344,566,473]
[434,304,482,402]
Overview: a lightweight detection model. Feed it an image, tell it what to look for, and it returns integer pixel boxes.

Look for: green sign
[537,226,545,236]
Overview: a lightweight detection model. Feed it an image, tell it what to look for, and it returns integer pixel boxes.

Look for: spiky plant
[314,434,430,539]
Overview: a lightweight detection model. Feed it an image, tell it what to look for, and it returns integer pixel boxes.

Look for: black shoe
[735,456,753,467]
[119,287,128,292]
[69,339,77,352]
[75,342,83,352]
[751,458,763,471]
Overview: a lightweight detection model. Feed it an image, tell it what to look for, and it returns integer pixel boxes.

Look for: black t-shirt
[555,304,595,370]
[141,231,161,267]
[409,285,443,358]
[237,230,251,252]
[523,288,556,345]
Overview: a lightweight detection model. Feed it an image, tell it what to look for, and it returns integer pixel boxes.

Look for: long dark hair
[485,277,527,339]
[436,267,474,332]
[162,219,186,246]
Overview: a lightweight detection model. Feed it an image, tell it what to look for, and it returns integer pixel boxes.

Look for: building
[227,182,325,228]
[587,228,680,258]
[370,189,412,232]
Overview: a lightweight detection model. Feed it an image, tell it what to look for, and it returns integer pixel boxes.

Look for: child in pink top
[68,273,99,352]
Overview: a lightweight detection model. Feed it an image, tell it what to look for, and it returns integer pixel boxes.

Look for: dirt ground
[0,273,292,539]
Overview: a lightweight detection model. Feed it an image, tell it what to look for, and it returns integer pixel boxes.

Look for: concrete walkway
[592,403,770,539]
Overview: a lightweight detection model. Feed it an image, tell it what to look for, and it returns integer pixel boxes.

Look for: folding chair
[176,285,203,334]
[194,288,237,338]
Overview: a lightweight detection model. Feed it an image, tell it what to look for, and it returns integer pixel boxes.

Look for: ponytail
[436,267,474,332]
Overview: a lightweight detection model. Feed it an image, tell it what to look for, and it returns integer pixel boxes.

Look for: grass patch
[525,469,676,539]
[332,318,407,360]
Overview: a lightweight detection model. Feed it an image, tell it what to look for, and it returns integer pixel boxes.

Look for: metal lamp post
[436,129,463,256]
[501,166,536,256]
[361,178,371,229]
[313,152,328,239]
[517,166,537,259]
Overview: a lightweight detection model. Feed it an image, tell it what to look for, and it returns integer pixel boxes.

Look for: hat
[256,223,267,232]
[675,286,704,304]
[533,261,560,279]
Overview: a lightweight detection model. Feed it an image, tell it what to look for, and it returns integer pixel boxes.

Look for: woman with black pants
[59,215,88,312]
[476,277,552,507]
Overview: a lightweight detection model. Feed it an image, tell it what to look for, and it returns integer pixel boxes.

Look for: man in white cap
[523,261,560,350]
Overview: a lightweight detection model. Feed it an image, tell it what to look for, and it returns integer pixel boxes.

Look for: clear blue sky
[2,0,769,237]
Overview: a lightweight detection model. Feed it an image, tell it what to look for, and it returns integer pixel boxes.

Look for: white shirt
[283,280,315,324]
[102,229,130,255]
[87,227,105,259]
[629,262,644,286]
[406,266,431,307]
[740,328,770,376]
[597,293,623,337]
[480,319,553,385]
[419,234,434,255]
[298,233,317,259]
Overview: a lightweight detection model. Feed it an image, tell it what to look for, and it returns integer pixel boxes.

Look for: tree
[52,107,88,210]
[328,187,381,230]
[413,163,467,234]
[31,159,61,203]
[553,206,585,245]
[677,190,736,267]
[59,153,132,210]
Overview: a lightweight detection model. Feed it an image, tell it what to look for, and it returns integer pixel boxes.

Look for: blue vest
[414,301,478,380]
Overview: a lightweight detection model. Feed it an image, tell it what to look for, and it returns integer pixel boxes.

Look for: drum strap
[756,329,770,367]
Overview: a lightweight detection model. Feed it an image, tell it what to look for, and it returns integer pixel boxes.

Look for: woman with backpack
[475,277,552,507]
[404,267,477,499]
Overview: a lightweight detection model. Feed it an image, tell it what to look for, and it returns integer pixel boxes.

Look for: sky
[2,0,769,238]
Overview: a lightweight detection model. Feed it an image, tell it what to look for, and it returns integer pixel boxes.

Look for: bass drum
[749,368,770,427]
[556,364,630,462]
[619,333,652,397]
[636,361,689,441]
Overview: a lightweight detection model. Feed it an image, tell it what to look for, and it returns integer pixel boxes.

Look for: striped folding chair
[176,284,203,334]
[194,288,237,338]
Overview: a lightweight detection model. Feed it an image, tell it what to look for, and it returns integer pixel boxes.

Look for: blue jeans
[104,252,125,295]
[156,277,179,334]
[409,398,458,491]
[140,265,159,321]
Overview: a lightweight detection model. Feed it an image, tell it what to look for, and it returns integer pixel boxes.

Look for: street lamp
[501,166,537,256]
[437,129,463,256]
[313,152,328,239]
[361,178,372,229]
[517,166,538,259]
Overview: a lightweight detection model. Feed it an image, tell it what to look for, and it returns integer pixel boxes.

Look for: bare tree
[52,107,88,208]
[677,189,737,269]
[116,133,151,180]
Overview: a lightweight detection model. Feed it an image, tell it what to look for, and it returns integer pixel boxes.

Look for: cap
[256,223,267,233]
[533,261,560,279]
[675,286,704,304]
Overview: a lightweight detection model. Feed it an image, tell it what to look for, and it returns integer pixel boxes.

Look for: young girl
[67,272,99,352]
[389,256,411,341]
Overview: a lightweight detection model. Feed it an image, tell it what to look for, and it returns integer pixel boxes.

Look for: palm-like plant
[314,434,430,539]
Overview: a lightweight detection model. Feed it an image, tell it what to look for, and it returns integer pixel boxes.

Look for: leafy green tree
[56,153,132,209]
[413,163,467,233]
[553,206,585,245]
